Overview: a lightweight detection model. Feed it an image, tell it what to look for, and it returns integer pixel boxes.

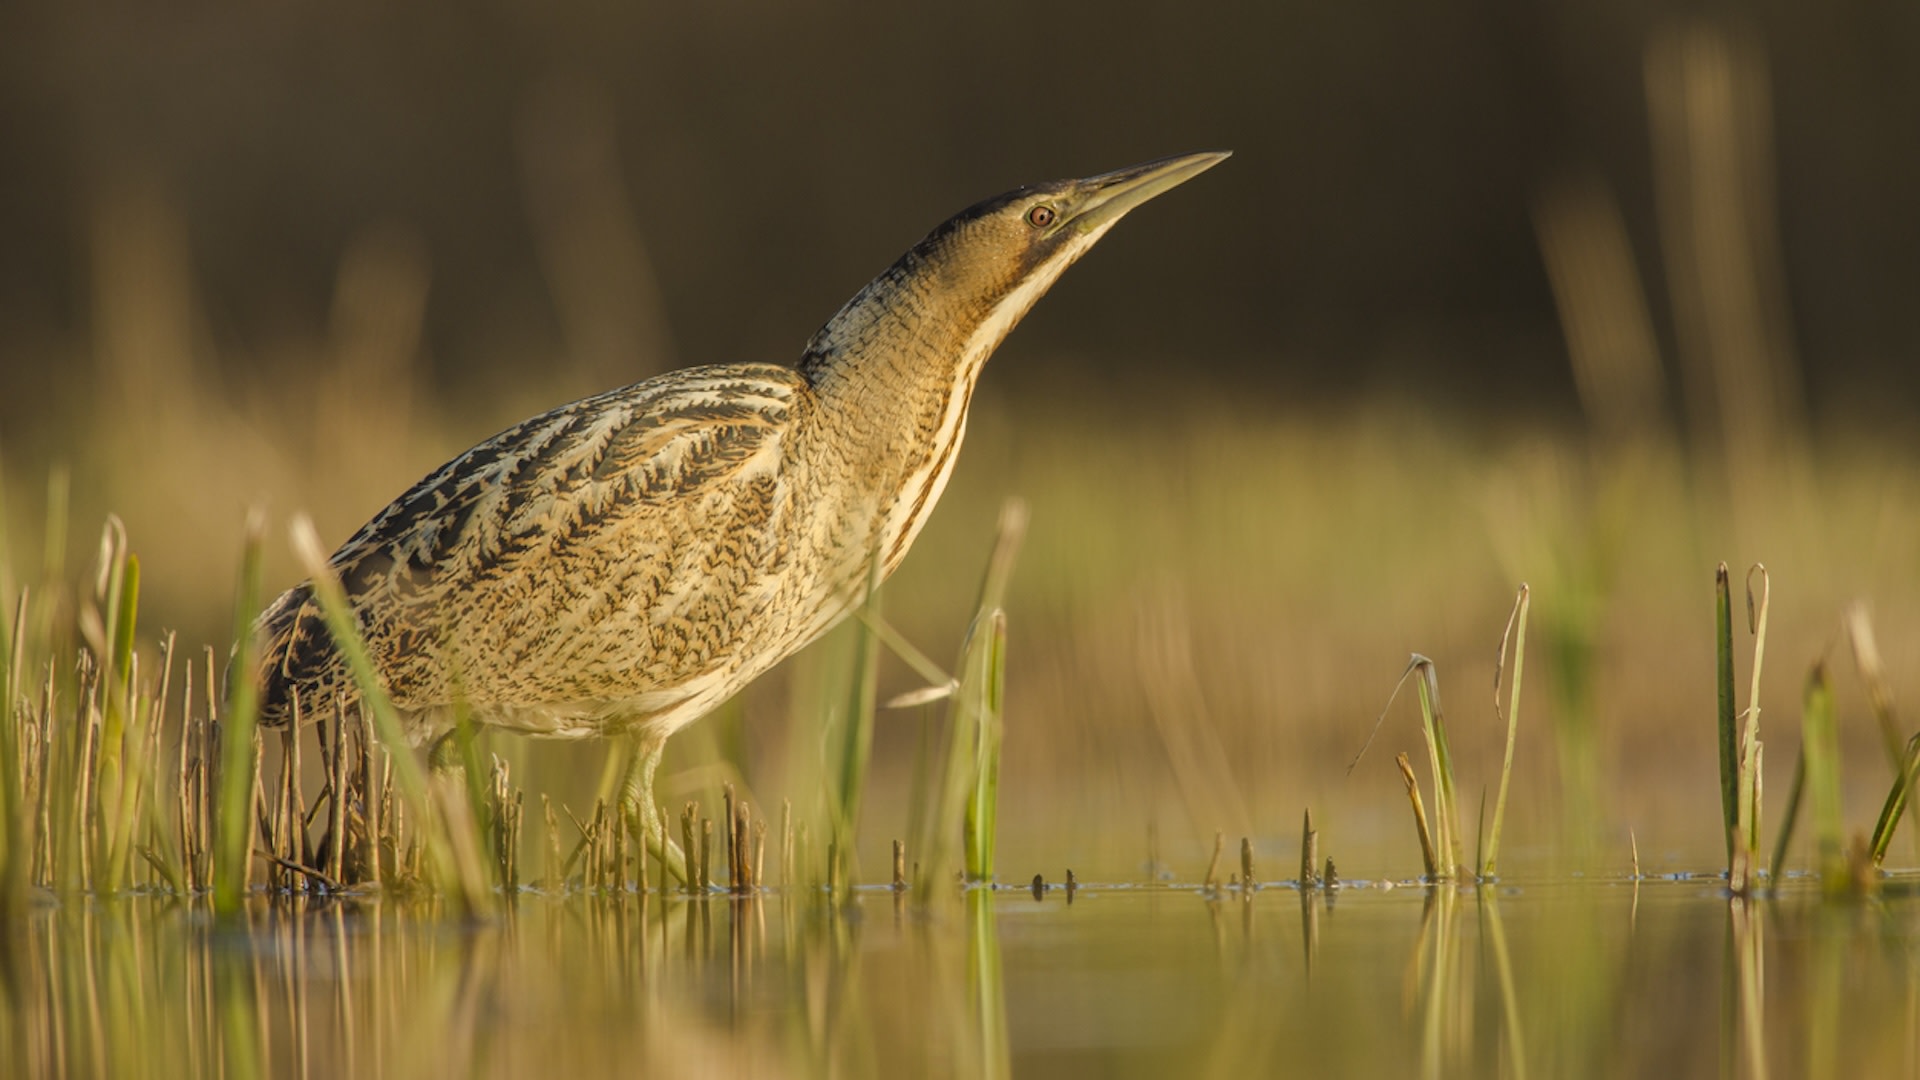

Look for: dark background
[2,1,1916,434]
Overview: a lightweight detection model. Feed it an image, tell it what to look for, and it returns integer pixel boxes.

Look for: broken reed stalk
[543,795,561,891]
[289,697,307,879]
[723,783,736,889]
[1299,809,1319,888]
[679,803,698,894]
[492,756,522,889]
[753,818,765,886]
[1483,584,1529,878]
[1239,837,1255,891]
[1398,752,1440,880]
[1203,830,1223,890]
[361,707,382,889]
[699,816,714,893]
[655,802,671,894]
[324,704,345,885]
[781,798,793,890]
[172,655,196,891]
[732,796,751,892]
[273,719,294,892]
[892,839,906,891]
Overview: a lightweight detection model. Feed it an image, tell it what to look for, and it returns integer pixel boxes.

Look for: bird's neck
[795,257,1039,572]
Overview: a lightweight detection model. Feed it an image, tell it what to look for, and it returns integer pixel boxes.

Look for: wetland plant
[1715,563,1769,893]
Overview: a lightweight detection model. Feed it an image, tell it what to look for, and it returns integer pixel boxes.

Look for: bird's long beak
[1058,151,1231,236]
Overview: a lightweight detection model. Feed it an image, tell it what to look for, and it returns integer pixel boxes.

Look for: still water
[5,876,1916,1078]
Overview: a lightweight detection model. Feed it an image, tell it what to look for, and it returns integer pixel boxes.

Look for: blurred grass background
[2,2,1918,879]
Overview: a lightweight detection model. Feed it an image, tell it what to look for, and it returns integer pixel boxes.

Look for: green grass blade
[1714,563,1737,863]
[1798,663,1846,894]
[962,610,1006,884]
[1848,606,1918,865]
[921,610,990,898]
[213,514,265,914]
[1484,583,1530,877]
[1767,749,1804,880]
[1412,656,1462,879]
[1728,566,1770,894]
[99,549,142,892]
[1868,734,1920,865]
[1397,752,1439,880]
[829,558,883,890]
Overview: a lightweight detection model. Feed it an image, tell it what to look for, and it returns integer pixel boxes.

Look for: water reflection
[3,880,1917,1077]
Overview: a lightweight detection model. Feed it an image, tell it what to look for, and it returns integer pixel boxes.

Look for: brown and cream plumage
[252,151,1228,875]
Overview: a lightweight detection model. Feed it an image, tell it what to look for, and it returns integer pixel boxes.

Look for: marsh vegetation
[7,8,1920,1077]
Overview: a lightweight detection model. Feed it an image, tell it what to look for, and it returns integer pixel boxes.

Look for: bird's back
[255,362,851,743]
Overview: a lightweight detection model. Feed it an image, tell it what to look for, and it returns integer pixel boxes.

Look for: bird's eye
[1026,204,1056,229]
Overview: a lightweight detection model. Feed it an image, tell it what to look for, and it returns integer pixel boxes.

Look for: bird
[251,150,1228,880]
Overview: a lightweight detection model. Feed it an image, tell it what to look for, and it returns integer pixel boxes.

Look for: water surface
[6,876,1914,1077]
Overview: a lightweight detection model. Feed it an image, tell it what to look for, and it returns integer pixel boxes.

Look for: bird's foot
[620,733,689,886]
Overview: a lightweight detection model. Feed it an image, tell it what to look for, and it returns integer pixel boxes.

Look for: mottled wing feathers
[256,364,810,731]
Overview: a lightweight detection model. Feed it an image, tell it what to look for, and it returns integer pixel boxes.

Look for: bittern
[253,150,1227,880]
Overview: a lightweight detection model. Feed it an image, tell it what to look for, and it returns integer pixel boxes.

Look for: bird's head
[923,150,1230,312]
[803,151,1229,374]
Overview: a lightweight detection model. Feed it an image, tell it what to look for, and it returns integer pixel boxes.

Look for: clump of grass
[1759,604,1908,895]
[1360,585,1531,883]
[0,505,217,901]
[1404,655,1464,878]
[1851,606,1919,866]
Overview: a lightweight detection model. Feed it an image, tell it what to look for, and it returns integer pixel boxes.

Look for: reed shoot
[1483,583,1530,877]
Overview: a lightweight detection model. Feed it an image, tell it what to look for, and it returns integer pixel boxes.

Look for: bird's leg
[621,731,688,885]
